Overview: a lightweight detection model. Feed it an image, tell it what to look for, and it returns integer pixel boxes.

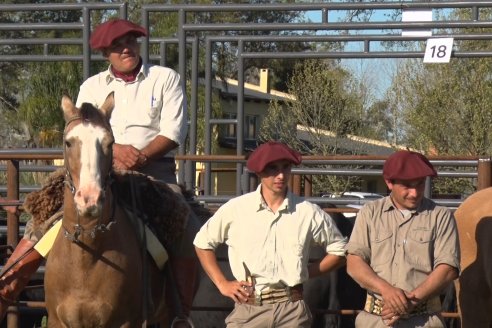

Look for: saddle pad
[33,219,169,269]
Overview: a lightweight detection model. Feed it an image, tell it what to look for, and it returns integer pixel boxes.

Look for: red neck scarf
[111,59,142,82]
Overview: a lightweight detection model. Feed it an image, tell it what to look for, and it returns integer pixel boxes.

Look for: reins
[128,174,150,328]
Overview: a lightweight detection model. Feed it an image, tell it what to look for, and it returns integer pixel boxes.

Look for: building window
[245,115,257,139]
[222,113,259,140]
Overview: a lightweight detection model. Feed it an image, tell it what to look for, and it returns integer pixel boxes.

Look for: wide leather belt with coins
[242,262,303,306]
[364,293,441,318]
[245,284,303,306]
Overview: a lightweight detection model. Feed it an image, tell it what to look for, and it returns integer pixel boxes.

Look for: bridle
[62,115,117,243]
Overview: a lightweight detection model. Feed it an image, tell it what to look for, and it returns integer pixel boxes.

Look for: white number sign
[423,38,454,63]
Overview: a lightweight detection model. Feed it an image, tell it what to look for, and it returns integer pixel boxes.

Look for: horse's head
[61,92,115,217]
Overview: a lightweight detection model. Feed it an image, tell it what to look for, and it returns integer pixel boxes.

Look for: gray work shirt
[346,196,460,293]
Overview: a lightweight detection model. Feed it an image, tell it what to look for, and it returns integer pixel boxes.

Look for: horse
[454,187,492,328]
[42,93,186,327]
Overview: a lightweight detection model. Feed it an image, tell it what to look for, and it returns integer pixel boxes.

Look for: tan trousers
[225,300,312,328]
[355,311,445,328]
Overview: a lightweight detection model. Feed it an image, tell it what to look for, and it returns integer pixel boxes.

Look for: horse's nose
[74,186,103,216]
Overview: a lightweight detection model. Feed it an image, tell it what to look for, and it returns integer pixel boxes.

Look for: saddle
[23,168,190,248]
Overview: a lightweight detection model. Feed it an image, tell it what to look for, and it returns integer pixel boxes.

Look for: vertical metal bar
[186,36,199,191]
[119,2,127,19]
[82,7,91,80]
[177,9,187,185]
[204,38,213,195]
[321,8,328,23]
[477,157,492,190]
[249,172,258,192]
[141,7,149,66]
[6,160,19,328]
[160,41,166,66]
[6,160,19,249]
[424,176,432,198]
[236,41,244,195]
[472,6,479,21]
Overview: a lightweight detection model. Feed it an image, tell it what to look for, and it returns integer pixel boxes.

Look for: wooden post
[477,157,492,190]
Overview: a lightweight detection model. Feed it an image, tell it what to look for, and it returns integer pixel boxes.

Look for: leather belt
[364,293,441,318]
[245,284,303,306]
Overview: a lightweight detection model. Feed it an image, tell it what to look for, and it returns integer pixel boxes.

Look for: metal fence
[3,1,492,195]
[2,1,492,327]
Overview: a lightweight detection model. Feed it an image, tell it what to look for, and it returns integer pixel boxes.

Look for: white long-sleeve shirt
[76,63,187,157]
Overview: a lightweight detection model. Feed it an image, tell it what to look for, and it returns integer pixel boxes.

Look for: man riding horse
[0,19,200,327]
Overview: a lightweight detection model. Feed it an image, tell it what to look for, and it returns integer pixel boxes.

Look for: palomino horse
[43,93,176,327]
[454,187,492,328]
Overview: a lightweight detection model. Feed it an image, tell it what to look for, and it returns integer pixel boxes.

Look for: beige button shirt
[76,63,187,156]
[194,185,347,293]
[346,196,460,294]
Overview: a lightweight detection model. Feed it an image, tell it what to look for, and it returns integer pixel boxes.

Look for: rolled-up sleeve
[312,209,347,257]
[345,206,372,263]
[193,204,230,250]
[433,210,460,271]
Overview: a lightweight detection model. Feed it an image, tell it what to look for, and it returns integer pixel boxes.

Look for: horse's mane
[23,169,206,246]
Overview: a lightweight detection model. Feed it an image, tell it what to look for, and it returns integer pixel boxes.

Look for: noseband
[62,115,117,243]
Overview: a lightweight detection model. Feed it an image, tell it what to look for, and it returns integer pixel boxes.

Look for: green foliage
[380,7,492,196]
[259,59,368,194]
[18,61,82,147]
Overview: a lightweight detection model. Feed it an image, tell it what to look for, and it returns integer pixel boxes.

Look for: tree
[259,59,368,195]
[381,7,492,195]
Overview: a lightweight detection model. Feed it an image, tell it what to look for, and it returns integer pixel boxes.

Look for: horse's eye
[65,141,71,148]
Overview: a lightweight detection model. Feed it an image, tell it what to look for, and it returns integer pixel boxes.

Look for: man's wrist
[138,152,149,167]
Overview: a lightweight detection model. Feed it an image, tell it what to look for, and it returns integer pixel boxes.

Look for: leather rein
[62,115,117,243]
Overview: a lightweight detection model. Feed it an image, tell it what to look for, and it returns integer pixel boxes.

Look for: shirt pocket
[405,228,434,271]
[370,230,393,266]
[147,99,162,120]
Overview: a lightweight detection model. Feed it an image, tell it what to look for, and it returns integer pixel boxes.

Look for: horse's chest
[55,300,139,327]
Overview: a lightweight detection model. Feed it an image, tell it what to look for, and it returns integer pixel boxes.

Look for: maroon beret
[383,150,437,180]
[246,141,302,173]
[90,19,147,50]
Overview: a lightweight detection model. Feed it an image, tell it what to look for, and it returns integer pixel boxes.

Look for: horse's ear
[61,94,78,122]
[99,92,115,119]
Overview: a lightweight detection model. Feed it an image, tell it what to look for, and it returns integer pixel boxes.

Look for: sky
[303,8,416,101]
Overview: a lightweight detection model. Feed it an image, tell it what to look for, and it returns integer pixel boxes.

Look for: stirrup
[171,316,195,328]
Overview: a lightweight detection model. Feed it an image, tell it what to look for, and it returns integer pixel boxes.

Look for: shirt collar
[382,194,429,215]
[254,184,291,213]
[104,60,147,84]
